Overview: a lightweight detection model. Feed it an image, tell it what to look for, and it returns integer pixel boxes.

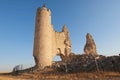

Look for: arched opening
[53,55,62,62]
[53,48,62,62]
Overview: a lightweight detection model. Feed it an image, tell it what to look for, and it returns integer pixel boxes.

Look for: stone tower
[33,5,71,69]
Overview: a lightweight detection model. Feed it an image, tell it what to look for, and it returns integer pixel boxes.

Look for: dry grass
[0,71,120,80]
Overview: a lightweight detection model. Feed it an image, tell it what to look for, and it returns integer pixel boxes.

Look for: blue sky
[0,0,120,72]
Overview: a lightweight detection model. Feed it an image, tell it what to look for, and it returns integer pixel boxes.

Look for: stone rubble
[52,53,120,73]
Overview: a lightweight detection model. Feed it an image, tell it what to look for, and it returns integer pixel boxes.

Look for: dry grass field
[0,71,120,80]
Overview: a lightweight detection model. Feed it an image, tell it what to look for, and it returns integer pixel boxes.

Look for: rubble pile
[97,55,120,71]
[52,54,120,73]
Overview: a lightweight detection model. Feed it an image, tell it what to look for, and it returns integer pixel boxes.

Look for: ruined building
[33,5,71,69]
[84,33,97,55]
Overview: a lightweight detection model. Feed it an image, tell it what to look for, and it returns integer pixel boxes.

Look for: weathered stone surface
[33,5,71,69]
[84,33,97,55]
[52,54,120,73]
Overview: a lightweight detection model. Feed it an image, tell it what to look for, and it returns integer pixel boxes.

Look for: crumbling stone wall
[54,25,71,57]
[84,33,97,55]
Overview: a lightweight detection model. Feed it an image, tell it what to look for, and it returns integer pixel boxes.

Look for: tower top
[37,4,51,14]
[43,4,46,8]
[41,4,47,10]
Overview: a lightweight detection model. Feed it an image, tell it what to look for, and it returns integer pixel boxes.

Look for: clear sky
[0,0,120,72]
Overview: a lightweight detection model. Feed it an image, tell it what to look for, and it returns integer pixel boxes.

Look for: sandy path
[0,76,28,80]
[0,76,17,80]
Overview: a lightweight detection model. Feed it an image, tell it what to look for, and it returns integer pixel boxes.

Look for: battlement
[37,5,51,14]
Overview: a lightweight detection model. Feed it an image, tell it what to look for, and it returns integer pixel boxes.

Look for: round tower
[33,5,52,69]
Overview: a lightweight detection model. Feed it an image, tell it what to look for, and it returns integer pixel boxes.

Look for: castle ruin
[33,5,71,69]
[84,33,97,55]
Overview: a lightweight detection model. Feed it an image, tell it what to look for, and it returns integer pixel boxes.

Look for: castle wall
[54,32,66,55]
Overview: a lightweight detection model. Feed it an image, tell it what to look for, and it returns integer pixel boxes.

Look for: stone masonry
[84,33,97,55]
[33,5,71,69]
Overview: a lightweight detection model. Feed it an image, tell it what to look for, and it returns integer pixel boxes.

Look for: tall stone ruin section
[84,33,97,55]
[33,5,71,69]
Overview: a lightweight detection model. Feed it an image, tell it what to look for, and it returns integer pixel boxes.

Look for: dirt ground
[0,71,120,80]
